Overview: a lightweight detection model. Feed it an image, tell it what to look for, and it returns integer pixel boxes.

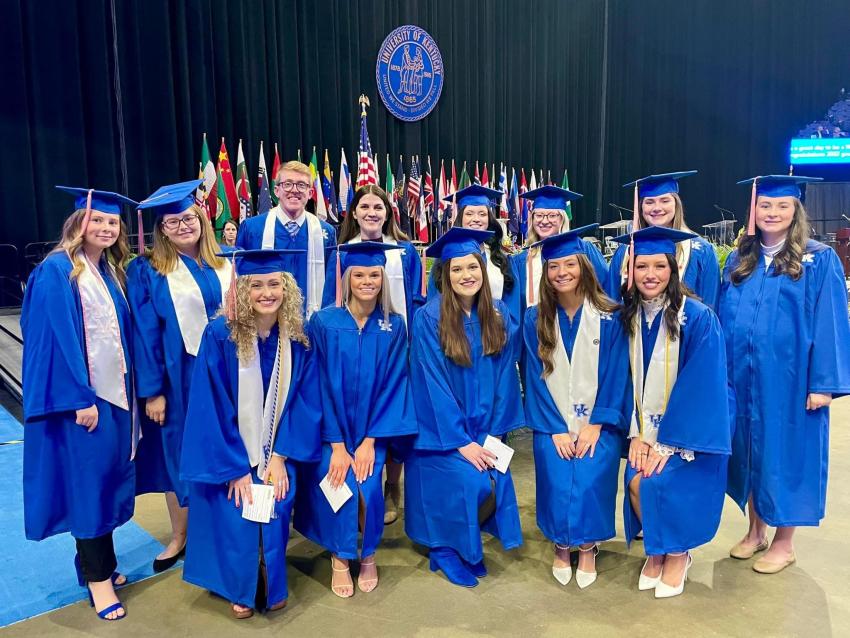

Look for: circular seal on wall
[376,25,444,122]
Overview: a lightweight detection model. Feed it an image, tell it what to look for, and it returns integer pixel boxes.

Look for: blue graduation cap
[337,241,403,271]
[217,248,305,276]
[520,185,583,210]
[55,186,137,215]
[532,224,599,261]
[443,184,503,209]
[138,179,203,216]
[622,171,697,198]
[612,226,696,256]
[736,175,822,199]
[425,227,494,260]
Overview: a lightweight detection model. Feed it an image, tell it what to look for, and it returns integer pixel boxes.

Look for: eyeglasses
[532,212,563,222]
[276,180,311,193]
[161,214,199,230]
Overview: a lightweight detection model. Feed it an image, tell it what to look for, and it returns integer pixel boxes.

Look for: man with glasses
[236,160,336,316]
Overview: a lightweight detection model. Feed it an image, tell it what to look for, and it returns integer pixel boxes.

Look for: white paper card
[483,435,514,474]
[319,476,354,513]
[241,484,275,523]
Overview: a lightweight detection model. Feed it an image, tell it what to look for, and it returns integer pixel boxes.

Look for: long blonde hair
[49,209,131,291]
[340,266,395,324]
[224,272,309,365]
[148,205,225,274]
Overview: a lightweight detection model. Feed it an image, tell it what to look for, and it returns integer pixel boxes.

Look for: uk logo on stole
[376,25,444,122]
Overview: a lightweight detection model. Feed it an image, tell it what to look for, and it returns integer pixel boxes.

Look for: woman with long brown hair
[721,175,850,574]
[404,228,524,588]
[180,249,321,619]
[522,225,629,590]
[606,171,720,309]
[127,180,232,572]
[614,226,731,598]
[323,185,425,523]
[22,187,138,621]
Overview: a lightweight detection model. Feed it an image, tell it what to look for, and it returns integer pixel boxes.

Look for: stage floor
[3,398,849,637]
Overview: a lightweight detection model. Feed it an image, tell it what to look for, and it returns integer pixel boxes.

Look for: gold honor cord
[630,323,671,442]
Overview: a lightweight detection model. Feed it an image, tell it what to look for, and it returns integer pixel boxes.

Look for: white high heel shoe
[552,544,572,585]
[655,553,692,599]
[575,545,598,589]
[638,557,663,591]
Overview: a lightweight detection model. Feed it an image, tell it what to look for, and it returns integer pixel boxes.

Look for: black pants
[75,532,117,583]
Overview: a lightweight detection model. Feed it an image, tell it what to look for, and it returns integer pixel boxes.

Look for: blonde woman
[22,187,138,621]
[295,242,416,597]
[180,248,321,619]
[128,180,232,572]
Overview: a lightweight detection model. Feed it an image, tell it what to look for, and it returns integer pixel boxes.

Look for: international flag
[519,168,529,237]
[256,141,273,215]
[356,108,378,187]
[508,168,520,236]
[449,159,459,225]
[338,148,353,215]
[438,160,448,228]
[214,154,232,238]
[459,161,471,189]
[385,154,398,222]
[560,169,573,220]
[270,143,281,205]
[309,147,328,220]
[394,156,410,236]
[498,163,509,220]
[217,139,240,222]
[481,163,490,189]
[408,157,427,242]
[474,161,481,185]
[323,149,338,223]
[236,139,253,221]
[423,156,435,241]
[196,133,217,222]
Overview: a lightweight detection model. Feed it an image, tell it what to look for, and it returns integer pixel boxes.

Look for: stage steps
[0,311,22,402]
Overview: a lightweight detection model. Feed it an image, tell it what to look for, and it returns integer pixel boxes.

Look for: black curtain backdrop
[2,0,849,251]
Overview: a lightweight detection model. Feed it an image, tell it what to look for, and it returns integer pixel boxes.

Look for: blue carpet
[0,440,176,627]
[0,404,23,443]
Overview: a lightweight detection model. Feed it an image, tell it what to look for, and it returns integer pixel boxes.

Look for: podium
[837,228,850,278]
[702,219,737,245]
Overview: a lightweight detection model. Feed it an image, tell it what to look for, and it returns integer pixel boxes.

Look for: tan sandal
[358,557,379,593]
[231,603,254,619]
[730,537,769,560]
[331,557,354,598]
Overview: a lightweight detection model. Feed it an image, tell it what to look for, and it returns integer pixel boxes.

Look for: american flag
[408,158,427,242]
[356,111,377,188]
[422,157,434,242]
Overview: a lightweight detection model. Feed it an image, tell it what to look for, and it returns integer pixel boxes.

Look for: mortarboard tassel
[420,248,427,298]
[224,256,238,321]
[747,177,758,236]
[335,250,343,307]
[137,208,145,254]
[526,249,535,305]
[627,183,639,290]
[79,189,94,238]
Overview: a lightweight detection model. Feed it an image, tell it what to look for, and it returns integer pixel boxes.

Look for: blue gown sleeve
[409,309,474,450]
[309,314,344,445]
[272,344,322,462]
[604,246,626,301]
[584,239,609,282]
[180,325,250,484]
[698,244,721,311]
[407,245,427,308]
[488,306,525,437]
[426,260,440,298]
[658,305,732,454]
[366,317,418,439]
[807,249,850,397]
[21,259,96,420]
[522,309,568,435]
[321,248,340,309]
[590,315,630,430]
[126,258,166,397]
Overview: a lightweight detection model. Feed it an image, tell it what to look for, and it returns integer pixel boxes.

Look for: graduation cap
[136,179,204,253]
[532,224,599,261]
[737,175,823,236]
[622,171,697,199]
[332,241,404,307]
[612,225,696,256]
[55,186,138,215]
[425,227,494,260]
[443,184,503,209]
[520,185,583,210]
[217,248,304,276]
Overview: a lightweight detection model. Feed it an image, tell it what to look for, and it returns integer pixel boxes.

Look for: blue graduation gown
[322,240,425,331]
[294,307,417,559]
[622,297,732,555]
[404,298,525,564]
[427,252,522,333]
[180,317,321,608]
[236,212,337,314]
[22,253,135,540]
[605,237,721,309]
[720,242,850,526]
[523,305,630,546]
[127,255,225,505]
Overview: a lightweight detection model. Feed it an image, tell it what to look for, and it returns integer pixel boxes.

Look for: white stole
[483,245,504,301]
[351,235,408,325]
[77,255,129,411]
[237,329,292,480]
[165,256,232,356]
[526,250,543,307]
[628,301,684,444]
[262,207,325,317]
[543,300,602,439]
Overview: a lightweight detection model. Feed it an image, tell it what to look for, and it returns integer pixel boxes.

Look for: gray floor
[6,397,849,638]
